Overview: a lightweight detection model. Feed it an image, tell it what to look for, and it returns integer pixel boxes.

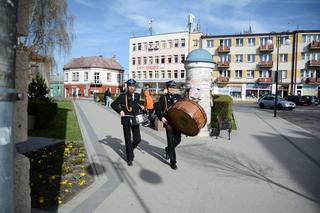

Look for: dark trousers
[122,118,141,162]
[165,125,181,164]
[147,109,155,126]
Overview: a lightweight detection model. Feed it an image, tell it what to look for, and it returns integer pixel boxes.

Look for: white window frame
[247,70,254,78]
[235,70,242,78]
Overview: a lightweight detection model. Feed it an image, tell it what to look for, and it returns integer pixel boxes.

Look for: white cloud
[73,0,101,9]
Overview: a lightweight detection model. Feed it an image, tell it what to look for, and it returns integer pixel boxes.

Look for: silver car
[258,96,296,110]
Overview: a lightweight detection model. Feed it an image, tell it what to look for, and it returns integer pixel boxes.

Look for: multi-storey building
[63,56,124,97]
[201,30,320,100]
[129,31,202,90]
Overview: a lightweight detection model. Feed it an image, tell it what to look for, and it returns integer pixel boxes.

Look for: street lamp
[268,34,290,117]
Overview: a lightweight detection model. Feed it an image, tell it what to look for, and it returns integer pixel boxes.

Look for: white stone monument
[184,49,215,136]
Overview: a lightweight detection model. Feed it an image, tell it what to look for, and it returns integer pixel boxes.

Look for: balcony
[309,41,320,50]
[307,60,320,67]
[217,77,229,83]
[217,46,230,53]
[90,80,102,86]
[259,44,274,52]
[305,77,316,83]
[258,61,273,68]
[216,61,230,69]
[258,77,273,83]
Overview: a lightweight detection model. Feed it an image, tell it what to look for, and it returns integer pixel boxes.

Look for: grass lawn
[26,100,93,210]
[28,100,82,141]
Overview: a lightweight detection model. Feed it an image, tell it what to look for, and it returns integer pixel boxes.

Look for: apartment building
[129,31,191,90]
[63,56,124,97]
[202,30,320,100]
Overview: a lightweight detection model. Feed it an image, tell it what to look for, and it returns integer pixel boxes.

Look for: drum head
[167,109,199,136]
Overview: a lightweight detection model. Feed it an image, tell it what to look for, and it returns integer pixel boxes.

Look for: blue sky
[55,0,320,75]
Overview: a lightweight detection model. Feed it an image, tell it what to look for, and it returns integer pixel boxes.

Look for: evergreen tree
[28,73,50,101]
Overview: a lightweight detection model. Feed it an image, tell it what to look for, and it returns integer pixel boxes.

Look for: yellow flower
[64,189,70,193]
[61,180,68,185]
[50,176,56,180]
[78,180,86,186]
[68,182,73,187]
[81,165,86,170]
[39,196,44,203]
[58,200,62,204]
[80,173,86,177]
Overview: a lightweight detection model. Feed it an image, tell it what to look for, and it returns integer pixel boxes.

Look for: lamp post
[268,34,290,117]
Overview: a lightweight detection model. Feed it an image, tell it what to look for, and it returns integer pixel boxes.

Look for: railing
[217,46,230,53]
[258,61,273,68]
[216,61,230,68]
[309,41,320,49]
[217,77,229,83]
[307,60,320,67]
[259,44,274,51]
[305,77,316,83]
[258,77,272,83]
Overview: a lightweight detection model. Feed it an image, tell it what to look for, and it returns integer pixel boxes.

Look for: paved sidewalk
[56,99,320,213]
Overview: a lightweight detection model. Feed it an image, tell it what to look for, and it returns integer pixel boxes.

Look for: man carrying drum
[154,80,182,170]
[111,79,144,166]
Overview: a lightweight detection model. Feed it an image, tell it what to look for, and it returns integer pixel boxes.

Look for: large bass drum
[166,100,207,136]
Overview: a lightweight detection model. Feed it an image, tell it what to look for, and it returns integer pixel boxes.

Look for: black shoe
[164,148,169,160]
[127,161,133,166]
[170,162,178,170]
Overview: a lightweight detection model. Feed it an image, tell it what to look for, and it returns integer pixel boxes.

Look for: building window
[137,43,141,51]
[280,70,287,79]
[260,54,272,61]
[94,72,100,83]
[132,71,136,78]
[72,72,79,82]
[236,38,243,47]
[193,40,199,47]
[174,55,178,63]
[236,54,243,63]
[220,70,230,77]
[161,40,166,48]
[247,54,255,62]
[248,38,255,46]
[155,41,159,49]
[207,40,214,48]
[280,36,290,45]
[107,73,111,82]
[167,55,172,63]
[167,70,172,79]
[137,57,141,65]
[247,70,254,78]
[181,39,185,47]
[117,74,122,83]
[260,37,272,45]
[180,70,185,79]
[161,70,165,79]
[302,34,320,43]
[220,54,230,62]
[143,71,147,79]
[174,39,179,47]
[132,57,135,65]
[143,57,147,65]
[137,71,141,79]
[155,56,159,64]
[280,54,288,62]
[149,71,152,79]
[84,72,88,81]
[259,70,271,78]
[148,42,154,50]
[220,39,231,46]
[235,70,242,78]
[161,56,165,64]
[149,56,153,64]
[168,40,172,48]
[155,70,159,78]
[174,70,178,78]
[132,43,136,51]
[64,73,68,82]
[143,42,147,50]
[181,54,185,63]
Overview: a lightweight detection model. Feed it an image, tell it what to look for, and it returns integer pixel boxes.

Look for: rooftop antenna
[187,14,196,32]
[197,19,200,32]
[148,19,153,35]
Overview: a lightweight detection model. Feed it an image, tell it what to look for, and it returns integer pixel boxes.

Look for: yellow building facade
[201,30,320,100]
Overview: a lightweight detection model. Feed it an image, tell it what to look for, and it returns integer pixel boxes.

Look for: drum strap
[125,94,133,112]
[164,95,168,112]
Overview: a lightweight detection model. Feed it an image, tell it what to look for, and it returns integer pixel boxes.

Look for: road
[233,102,320,139]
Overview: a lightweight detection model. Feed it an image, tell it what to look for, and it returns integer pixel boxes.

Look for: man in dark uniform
[154,80,182,170]
[111,79,143,166]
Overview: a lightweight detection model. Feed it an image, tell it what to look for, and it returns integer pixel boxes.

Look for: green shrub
[28,100,58,129]
[211,94,235,129]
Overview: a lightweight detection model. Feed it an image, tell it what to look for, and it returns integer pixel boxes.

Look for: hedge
[28,100,58,129]
[211,94,236,129]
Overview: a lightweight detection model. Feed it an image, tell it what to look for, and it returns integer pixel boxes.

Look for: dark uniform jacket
[154,93,181,121]
[111,92,141,116]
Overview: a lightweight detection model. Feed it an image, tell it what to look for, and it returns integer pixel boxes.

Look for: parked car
[285,95,307,105]
[258,96,296,110]
[303,95,319,106]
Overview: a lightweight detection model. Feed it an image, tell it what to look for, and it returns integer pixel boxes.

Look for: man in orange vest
[143,85,155,128]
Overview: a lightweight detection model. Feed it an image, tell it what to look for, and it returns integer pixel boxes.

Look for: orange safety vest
[143,90,154,109]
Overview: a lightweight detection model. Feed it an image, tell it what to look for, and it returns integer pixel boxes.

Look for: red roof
[63,56,124,71]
